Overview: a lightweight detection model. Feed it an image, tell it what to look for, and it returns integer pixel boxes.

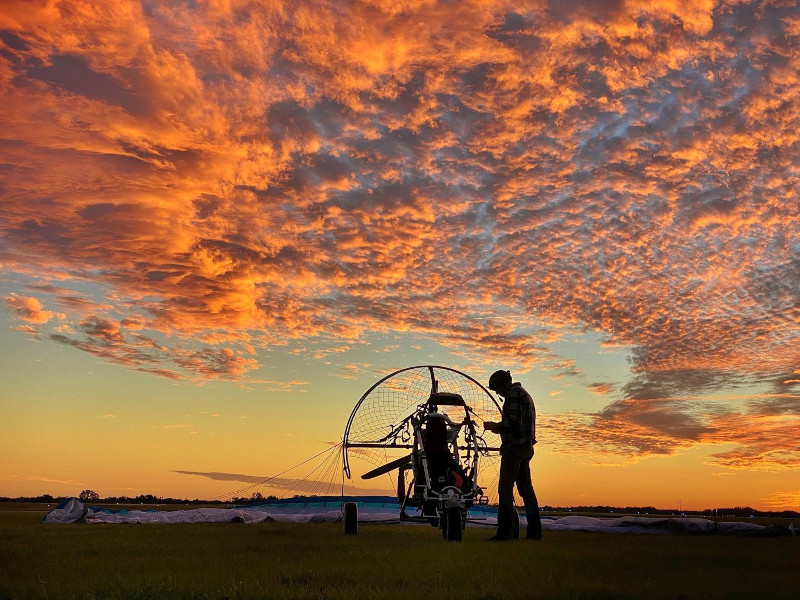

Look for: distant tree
[251,491,264,501]
[79,490,99,501]
[135,494,160,504]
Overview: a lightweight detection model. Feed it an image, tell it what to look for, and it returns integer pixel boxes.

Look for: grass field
[1,507,798,600]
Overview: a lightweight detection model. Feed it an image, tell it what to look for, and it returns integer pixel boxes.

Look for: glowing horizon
[1,0,798,511]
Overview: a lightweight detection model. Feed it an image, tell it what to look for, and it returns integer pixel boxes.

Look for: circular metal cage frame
[342,365,502,479]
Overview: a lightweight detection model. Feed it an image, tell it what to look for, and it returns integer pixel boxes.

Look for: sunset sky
[1,0,798,511]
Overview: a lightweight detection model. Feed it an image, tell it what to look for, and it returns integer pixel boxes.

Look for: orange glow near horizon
[0,0,798,511]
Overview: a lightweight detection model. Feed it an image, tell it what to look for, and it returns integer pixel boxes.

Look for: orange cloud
[1,1,798,469]
[5,294,55,324]
[761,490,800,511]
[589,383,613,395]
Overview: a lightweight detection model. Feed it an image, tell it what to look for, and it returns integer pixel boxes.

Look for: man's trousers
[496,451,542,539]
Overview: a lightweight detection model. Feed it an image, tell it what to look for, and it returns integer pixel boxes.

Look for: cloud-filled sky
[1,0,798,508]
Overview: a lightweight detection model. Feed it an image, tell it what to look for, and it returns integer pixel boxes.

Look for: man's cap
[488,369,512,391]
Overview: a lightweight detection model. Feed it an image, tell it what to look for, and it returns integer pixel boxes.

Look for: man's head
[488,369,513,397]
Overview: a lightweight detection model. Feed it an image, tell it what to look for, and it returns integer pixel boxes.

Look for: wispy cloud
[589,383,614,396]
[171,469,382,496]
[1,474,79,486]
[761,490,800,510]
[171,470,271,484]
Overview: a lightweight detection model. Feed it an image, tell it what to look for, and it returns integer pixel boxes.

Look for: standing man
[483,369,542,541]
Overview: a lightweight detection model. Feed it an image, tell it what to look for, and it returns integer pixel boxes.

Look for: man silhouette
[484,369,542,541]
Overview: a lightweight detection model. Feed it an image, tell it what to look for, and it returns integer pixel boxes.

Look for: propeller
[361,454,412,480]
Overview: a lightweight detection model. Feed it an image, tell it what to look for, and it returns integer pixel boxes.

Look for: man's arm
[484,393,522,434]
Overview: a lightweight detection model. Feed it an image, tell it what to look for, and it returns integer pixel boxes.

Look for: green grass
[1,509,798,599]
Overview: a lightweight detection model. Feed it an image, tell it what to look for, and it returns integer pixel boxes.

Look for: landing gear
[344,502,358,535]
[443,506,463,542]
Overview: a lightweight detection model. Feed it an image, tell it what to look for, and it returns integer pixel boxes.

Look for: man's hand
[483,421,498,433]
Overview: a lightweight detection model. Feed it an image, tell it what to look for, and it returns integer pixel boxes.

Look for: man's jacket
[498,382,536,459]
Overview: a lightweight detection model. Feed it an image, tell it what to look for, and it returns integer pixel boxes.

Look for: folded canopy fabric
[43,496,794,536]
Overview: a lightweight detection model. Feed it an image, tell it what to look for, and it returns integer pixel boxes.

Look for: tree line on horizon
[2,491,798,518]
[1,490,284,506]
